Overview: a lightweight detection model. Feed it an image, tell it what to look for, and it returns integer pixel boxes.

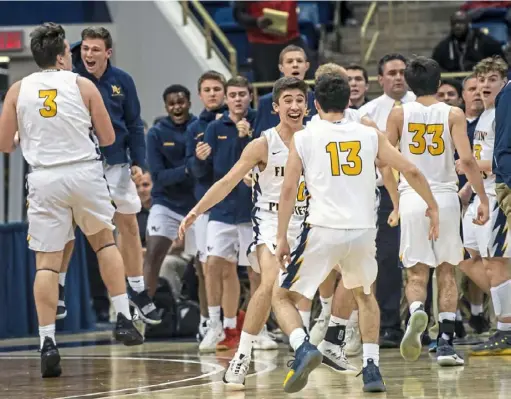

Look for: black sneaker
[40,337,62,378]
[128,288,161,325]
[358,358,386,392]
[437,337,464,366]
[468,313,490,335]
[454,320,466,339]
[113,313,144,346]
[56,284,67,320]
[471,330,511,356]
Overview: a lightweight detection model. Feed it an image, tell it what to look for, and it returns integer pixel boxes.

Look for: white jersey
[473,108,495,196]
[294,117,378,229]
[252,127,307,220]
[310,108,362,125]
[17,70,100,169]
[399,101,457,194]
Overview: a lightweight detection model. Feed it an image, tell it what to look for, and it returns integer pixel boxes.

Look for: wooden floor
[1,331,510,399]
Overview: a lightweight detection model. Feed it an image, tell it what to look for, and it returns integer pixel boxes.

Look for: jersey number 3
[325,141,362,176]
[39,89,58,118]
[408,123,445,156]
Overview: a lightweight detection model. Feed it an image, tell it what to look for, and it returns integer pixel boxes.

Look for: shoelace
[327,343,348,362]
[230,357,250,375]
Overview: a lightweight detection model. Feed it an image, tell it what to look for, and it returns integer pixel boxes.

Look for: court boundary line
[0,355,225,399]
[104,354,278,398]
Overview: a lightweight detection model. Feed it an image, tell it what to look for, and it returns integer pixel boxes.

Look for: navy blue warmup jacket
[146,116,198,216]
[185,106,227,201]
[495,82,511,188]
[195,109,257,224]
[71,42,146,169]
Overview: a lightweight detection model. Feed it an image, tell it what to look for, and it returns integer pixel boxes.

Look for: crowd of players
[1,22,511,395]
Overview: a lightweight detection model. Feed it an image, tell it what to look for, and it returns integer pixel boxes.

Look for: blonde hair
[474,56,508,79]
[315,63,348,81]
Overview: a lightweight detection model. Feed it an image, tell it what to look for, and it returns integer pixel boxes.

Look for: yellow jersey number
[325,141,362,176]
[39,89,58,118]
[297,181,307,201]
[408,123,445,156]
[473,143,488,179]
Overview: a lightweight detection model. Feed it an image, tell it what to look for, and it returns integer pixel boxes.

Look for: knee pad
[490,279,511,318]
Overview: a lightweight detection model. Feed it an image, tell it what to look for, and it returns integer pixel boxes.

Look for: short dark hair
[314,74,351,113]
[30,23,67,69]
[378,53,407,76]
[198,70,226,93]
[346,63,369,83]
[225,76,252,94]
[439,78,462,98]
[162,84,191,102]
[272,76,308,103]
[279,44,307,64]
[404,56,441,97]
[81,26,113,49]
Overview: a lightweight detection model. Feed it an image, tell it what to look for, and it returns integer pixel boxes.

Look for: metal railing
[180,0,237,76]
[360,1,381,67]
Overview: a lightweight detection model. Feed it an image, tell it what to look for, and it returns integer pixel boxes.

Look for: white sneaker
[345,322,362,357]
[199,321,225,353]
[253,325,278,350]
[223,353,251,390]
[196,319,210,342]
[318,340,358,373]
[310,310,330,346]
[132,309,146,337]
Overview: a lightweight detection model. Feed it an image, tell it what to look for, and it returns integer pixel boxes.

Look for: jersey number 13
[325,141,362,176]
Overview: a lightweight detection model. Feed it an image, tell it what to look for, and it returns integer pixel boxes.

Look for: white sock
[497,322,511,331]
[349,310,359,324]
[409,301,423,314]
[439,312,456,322]
[320,296,333,316]
[200,315,209,324]
[111,293,131,319]
[289,327,307,351]
[456,309,463,321]
[328,315,349,327]
[238,331,257,356]
[59,272,66,287]
[39,324,56,350]
[471,304,484,315]
[363,343,379,367]
[127,276,145,293]
[208,306,221,324]
[224,317,236,330]
[299,310,311,332]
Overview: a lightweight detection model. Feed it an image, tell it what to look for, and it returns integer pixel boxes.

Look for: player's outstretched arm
[0,81,21,153]
[77,76,115,146]
[178,137,267,239]
[376,131,439,239]
[277,137,302,241]
[380,164,399,226]
[450,107,489,198]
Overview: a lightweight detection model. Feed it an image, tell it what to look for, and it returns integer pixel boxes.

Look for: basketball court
[1,331,509,398]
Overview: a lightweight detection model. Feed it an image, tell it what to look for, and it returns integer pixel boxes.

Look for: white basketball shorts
[103,163,141,215]
[399,190,463,268]
[206,220,252,266]
[26,161,115,252]
[279,225,378,299]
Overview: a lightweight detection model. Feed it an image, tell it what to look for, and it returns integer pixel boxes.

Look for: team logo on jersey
[163,142,175,146]
[111,85,123,96]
